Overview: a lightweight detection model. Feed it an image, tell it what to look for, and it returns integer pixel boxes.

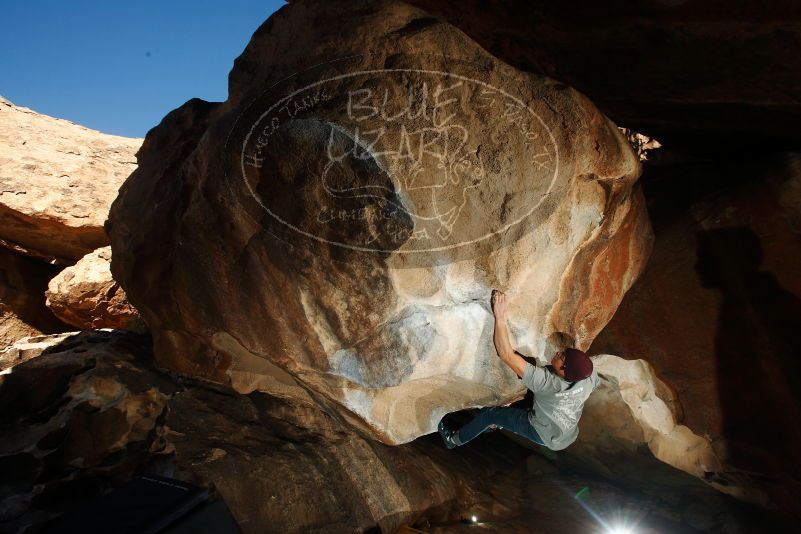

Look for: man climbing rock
[438,289,599,451]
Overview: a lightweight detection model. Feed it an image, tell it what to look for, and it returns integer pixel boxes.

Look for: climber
[438,289,599,451]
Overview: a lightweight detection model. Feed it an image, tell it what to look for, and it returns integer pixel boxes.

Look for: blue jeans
[455,400,544,446]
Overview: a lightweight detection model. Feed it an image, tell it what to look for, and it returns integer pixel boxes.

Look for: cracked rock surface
[0,330,176,531]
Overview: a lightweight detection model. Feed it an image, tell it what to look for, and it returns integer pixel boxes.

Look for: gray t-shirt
[521,360,600,451]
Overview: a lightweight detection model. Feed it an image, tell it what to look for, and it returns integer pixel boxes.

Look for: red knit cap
[564,348,593,381]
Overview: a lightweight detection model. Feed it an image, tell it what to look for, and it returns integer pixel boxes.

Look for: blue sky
[1,1,285,137]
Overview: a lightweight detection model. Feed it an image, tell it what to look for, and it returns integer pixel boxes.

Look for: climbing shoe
[438,420,459,450]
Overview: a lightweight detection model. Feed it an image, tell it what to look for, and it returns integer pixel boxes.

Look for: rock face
[406,0,801,154]
[0,331,75,371]
[582,356,718,476]
[575,355,772,508]
[45,246,146,332]
[106,0,652,444]
[0,96,141,264]
[591,152,801,516]
[165,386,510,533]
[0,247,71,347]
[0,330,177,531]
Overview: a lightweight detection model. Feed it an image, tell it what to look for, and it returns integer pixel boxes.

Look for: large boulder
[106,0,652,444]
[45,246,146,332]
[0,96,141,264]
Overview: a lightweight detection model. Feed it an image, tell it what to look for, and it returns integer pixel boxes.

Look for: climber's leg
[454,404,544,446]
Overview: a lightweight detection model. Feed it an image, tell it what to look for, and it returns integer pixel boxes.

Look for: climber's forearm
[493,317,514,359]
[493,314,527,378]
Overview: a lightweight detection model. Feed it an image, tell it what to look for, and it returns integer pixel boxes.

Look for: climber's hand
[491,289,508,318]
[491,289,525,378]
